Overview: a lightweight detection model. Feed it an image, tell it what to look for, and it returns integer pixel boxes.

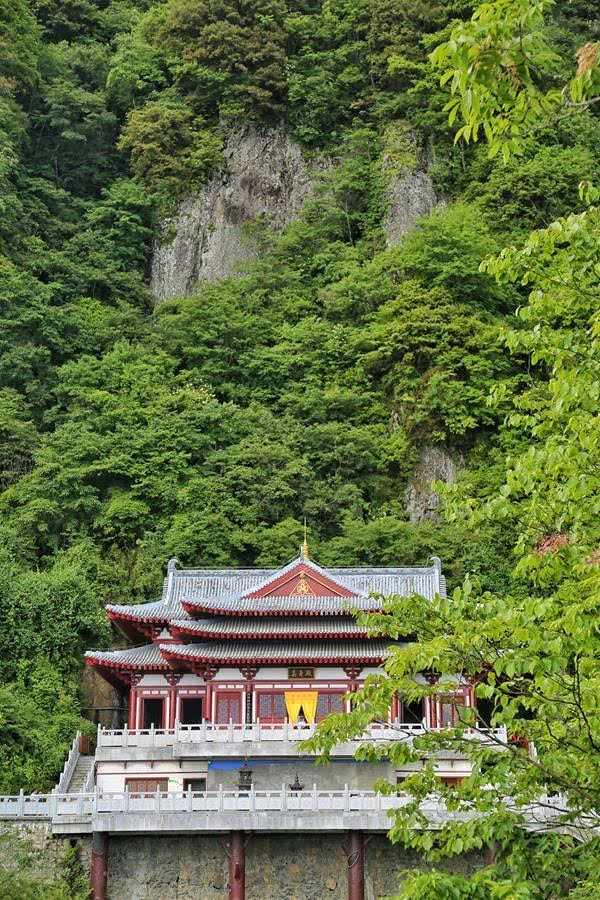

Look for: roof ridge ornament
[301,517,309,559]
[167,557,180,573]
[290,572,316,596]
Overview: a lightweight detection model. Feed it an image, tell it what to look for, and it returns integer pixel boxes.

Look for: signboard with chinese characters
[288,666,315,679]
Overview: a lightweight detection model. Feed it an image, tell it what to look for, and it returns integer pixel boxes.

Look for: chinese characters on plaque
[288,666,315,679]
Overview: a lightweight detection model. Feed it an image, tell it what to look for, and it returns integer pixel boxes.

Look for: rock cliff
[383,168,438,245]
[404,446,462,523]
[150,126,322,301]
[150,125,438,301]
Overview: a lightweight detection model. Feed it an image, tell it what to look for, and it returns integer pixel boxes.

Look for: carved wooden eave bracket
[239,665,260,681]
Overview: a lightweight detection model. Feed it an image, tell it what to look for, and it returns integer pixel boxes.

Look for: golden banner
[285,691,318,725]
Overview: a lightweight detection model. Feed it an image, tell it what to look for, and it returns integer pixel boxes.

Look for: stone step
[66,756,94,792]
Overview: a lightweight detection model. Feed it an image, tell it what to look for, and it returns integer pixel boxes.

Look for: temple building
[84,548,477,800]
[0,547,514,900]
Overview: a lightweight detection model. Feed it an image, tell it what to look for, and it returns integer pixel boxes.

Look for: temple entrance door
[216,692,241,724]
[181,697,204,724]
[142,698,164,729]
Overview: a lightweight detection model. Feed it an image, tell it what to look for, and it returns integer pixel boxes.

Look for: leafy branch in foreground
[304,185,600,896]
[430,0,600,160]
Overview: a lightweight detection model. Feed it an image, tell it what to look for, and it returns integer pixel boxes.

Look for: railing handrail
[55,731,81,794]
[0,787,572,826]
[97,721,507,749]
[82,760,95,794]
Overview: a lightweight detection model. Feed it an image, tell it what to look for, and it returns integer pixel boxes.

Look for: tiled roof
[162,555,444,604]
[104,556,444,623]
[183,595,381,616]
[169,617,372,638]
[161,640,397,664]
[106,597,186,623]
[84,644,165,669]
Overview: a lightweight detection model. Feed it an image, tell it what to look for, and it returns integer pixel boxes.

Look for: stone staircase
[66,756,94,793]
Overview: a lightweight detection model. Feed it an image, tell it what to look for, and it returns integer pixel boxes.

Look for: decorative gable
[245,562,356,599]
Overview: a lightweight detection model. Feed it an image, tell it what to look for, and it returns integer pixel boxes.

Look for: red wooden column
[91,832,108,900]
[199,665,220,721]
[166,673,182,728]
[346,830,365,900]
[228,831,246,900]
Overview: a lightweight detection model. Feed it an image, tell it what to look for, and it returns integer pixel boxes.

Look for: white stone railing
[0,788,414,820]
[55,731,81,794]
[82,763,95,794]
[0,787,569,831]
[97,721,508,749]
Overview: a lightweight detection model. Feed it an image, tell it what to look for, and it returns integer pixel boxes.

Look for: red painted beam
[228,831,246,900]
[91,832,108,900]
[347,830,365,900]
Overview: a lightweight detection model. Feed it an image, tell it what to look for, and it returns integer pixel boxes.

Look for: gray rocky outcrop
[381,127,438,245]
[383,168,438,245]
[150,123,439,301]
[150,126,323,301]
[404,446,462,523]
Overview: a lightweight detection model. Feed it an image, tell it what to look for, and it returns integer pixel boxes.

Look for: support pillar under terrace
[346,830,365,900]
[228,830,246,900]
[91,831,108,900]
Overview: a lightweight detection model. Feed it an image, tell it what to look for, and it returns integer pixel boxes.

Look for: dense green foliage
[0,0,597,843]
[0,830,89,898]
[308,3,600,896]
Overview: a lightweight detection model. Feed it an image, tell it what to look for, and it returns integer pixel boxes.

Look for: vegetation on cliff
[309,1,600,895]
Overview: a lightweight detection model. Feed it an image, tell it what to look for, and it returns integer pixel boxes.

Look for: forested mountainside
[0,0,597,790]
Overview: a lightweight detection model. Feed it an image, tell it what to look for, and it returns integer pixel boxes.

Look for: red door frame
[140,695,167,729]
[430,688,471,728]
[215,690,243,724]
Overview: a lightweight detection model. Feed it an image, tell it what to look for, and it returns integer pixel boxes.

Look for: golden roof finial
[302,516,309,559]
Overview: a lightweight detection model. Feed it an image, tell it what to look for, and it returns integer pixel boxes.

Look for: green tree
[118,100,223,199]
[307,2,600,893]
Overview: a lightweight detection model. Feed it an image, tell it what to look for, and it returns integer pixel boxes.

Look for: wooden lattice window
[257,692,286,722]
[316,692,344,721]
[216,693,241,724]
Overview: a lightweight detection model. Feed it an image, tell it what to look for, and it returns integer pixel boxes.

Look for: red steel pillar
[228,831,246,900]
[91,832,108,900]
[347,830,365,900]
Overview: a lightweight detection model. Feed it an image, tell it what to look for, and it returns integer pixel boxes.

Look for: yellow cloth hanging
[301,692,318,724]
[285,691,318,725]
[285,693,303,725]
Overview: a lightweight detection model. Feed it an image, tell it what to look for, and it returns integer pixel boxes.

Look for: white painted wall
[97,760,208,793]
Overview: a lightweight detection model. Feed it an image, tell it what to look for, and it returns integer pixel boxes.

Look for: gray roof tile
[105,555,444,622]
[161,640,397,663]
[163,557,444,604]
[170,617,372,638]
[85,644,164,668]
[183,595,381,615]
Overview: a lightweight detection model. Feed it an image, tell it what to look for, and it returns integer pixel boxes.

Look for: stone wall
[105,834,486,900]
[0,822,91,892]
[108,834,227,899]
[0,823,486,899]
[207,760,392,792]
